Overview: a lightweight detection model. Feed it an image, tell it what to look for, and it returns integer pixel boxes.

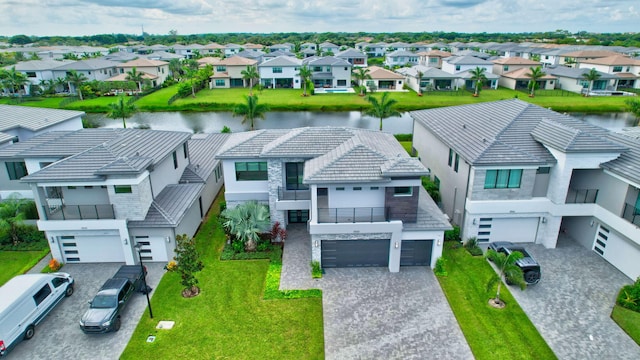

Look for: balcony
[622,203,640,226]
[42,204,115,220]
[566,188,598,204]
[277,187,310,201]
[317,207,417,224]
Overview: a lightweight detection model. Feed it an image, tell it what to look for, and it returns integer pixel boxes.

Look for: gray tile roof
[0,132,16,145]
[531,119,627,153]
[128,183,204,228]
[303,56,351,67]
[8,59,73,71]
[336,48,366,58]
[217,130,289,158]
[546,66,617,80]
[403,187,452,231]
[260,127,355,158]
[0,129,118,159]
[601,133,640,186]
[445,55,493,65]
[387,50,417,57]
[258,56,302,67]
[381,157,429,177]
[52,59,120,70]
[180,133,230,183]
[0,105,84,132]
[21,129,191,182]
[396,66,456,79]
[456,69,500,80]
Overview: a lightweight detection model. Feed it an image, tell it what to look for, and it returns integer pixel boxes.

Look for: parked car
[0,273,74,357]
[79,265,147,334]
[488,241,541,285]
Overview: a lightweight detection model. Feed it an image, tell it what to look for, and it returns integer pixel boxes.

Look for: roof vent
[462,124,466,129]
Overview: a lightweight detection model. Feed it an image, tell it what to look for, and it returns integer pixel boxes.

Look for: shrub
[48,258,62,272]
[219,201,227,213]
[617,278,640,312]
[464,237,483,256]
[445,226,461,242]
[165,260,177,272]
[231,240,244,253]
[434,257,448,276]
[422,177,441,203]
[221,126,231,133]
[256,240,270,252]
[311,261,322,279]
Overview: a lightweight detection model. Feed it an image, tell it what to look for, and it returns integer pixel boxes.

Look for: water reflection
[86,111,635,134]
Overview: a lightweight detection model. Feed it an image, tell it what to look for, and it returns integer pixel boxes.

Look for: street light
[134,242,153,319]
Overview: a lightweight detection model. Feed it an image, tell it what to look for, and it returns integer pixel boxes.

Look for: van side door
[31,284,54,324]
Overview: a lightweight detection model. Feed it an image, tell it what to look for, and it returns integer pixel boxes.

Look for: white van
[0,273,74,357]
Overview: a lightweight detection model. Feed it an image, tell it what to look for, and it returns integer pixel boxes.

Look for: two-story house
[335,48,368,67]
[258,56,303,89]
[51,59,120,84]
[578,55,640,90]
[7,59,74,94]
[546,66,618,94]
[0,129,227,265]
[441,55,499,90]
[209,56,258,89]
[384,50,419,67]
[412,99,640,280]
[417,50,452,69]
[114,58,170,87]
[396,65,458,93]
[216,127,451,272]
[492,57,556,91]
[303,56,352,88]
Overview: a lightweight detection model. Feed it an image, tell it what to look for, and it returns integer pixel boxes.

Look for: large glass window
[272,67,282,73]
[393,186,413,196]
[235,162,268,181]
[612,66,623,73]
[484,169,522,189]
[215,79,225,86]
[216,66,226,72]
[5,161,27,180]
[285,162,307,190]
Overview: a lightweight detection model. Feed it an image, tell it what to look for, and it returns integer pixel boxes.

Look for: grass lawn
[120,195,324,360]
[0,249,49,286]
[437,243,556,360]
[611,305,640,346]
[399,141,413,156]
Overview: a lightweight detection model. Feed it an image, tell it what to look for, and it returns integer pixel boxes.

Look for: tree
[296,64,313,96]
[65,70,88,100]
[486,249,526,307]
[0,195,29,246]
[168,58,183,80]
[469,66,487,96]
[221,201,271,252]
[365,92,401,131]
[0,67,29,98]
[232,95,269,131]
[416,70,424,95]
[352,67,371,96]
[582,68,601,96]
[106,95,136,128]
[240,65,260,95]
[625,98,640,119]
[173,234,204,298]
[525,66,546,97]
[125,67,145,92]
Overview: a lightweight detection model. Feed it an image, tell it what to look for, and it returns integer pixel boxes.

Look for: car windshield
[91,295,116,309]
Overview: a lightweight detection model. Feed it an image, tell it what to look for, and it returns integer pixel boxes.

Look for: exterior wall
[498,77,517,89]
[221,159,269,203]
[570,169,628,214]
[175,196,206,239]
[149,145,189,197]
[327,185,385,208]
[598,226,640,280]
[442,62,491,75]
[532,170,551,197]
[329,65,352,87]
[108,175,153,221]
[469,168,537,201]
[128,227,173,263]
[562,216,598,249]
[60,185,110,205]
[554,76,587,93]
[385,186,419,222]
[227,65,255,84]
[119,64,169,84]
[258,66,301,89]
[0,161,32,198]
[199,162,224,216]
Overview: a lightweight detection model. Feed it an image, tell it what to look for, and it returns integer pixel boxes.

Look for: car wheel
[524,270,540,284]
[65,285,74,297]
[24,325,35,340]
[113,317,121,332]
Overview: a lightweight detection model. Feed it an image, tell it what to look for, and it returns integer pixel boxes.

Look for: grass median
[437,243,556,360]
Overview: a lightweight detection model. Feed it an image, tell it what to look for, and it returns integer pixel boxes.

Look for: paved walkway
[280,225,473,360]
[510,236,640,360]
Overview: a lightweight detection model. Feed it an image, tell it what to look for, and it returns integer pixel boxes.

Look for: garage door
[133,236,169,262]
[60,235,124,263]
[400,240,433,266]
[479,218,539,243]
[321,239,390,268]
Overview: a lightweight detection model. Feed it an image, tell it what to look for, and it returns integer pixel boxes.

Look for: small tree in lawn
[0,194,29,246]
[174,234,204,298]
[486,248,526,308]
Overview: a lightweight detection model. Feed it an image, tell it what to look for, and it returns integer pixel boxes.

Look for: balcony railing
[566,188,599,204]
[317,207,418,224]
[42,204,115,220]
[622,203,640,226]
[277,187,310,201]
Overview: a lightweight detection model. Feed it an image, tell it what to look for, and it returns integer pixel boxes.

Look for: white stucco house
[412,99,640,280]
[216,127,451,272]
[258,56,303,89]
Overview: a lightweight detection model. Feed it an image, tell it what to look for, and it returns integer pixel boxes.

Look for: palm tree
[582,68,601,97]
[525,66,546,97]
[125,67,145,92]
[65,70,88,100]
[240,65,260,95]
[0,67,29,98]
[365,92,401,131]
[233,95,270,131]
[486,249,527,307]
[416,70,424,95]
[168,59,183,80]
[0,195,29,246]
[352,67,371,96]
[106,95,137,128]
[469,67,487,96]
[297,65,313,96]
[221,201,271,252]
[54,77,68,93]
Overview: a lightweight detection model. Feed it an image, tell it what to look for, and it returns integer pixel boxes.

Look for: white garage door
[479,217,539,243]
[60,235,124,263]
[593,225,640,280]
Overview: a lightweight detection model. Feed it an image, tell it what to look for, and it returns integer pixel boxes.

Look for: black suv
[488,241,541,285]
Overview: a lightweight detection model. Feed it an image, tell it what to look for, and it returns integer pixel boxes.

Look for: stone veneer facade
[109,176,153,221]
[267,158,308,229]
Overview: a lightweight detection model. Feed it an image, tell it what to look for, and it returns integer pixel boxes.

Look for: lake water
[85,111,638,134]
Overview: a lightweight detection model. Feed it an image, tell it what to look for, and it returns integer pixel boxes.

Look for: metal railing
[622,203,640,226]
[42,204,115,220]
[565,188,599,204]
[277,187,310,201]
[316,207,419,224]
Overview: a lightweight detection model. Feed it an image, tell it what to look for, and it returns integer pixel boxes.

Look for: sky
[1,0,639,37]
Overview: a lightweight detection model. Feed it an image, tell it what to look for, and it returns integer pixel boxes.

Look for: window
[393,187,413,196]
[313,66,322,72]
[434,176,440,188]
[183,143,188,159]
[448,149,453,166]
[214,164,222,182]
[612,66,623,73]
[537,167,550,174]
[235,162,267,181]
[272,67,282,73]
[336,187,345,191]
[455,65,461,71]
[370,186,379,190]
[5,161,27,180]
[52,277,67,288]
[26,72,37,78]
[285,162,307,190]
[353,187,362,191]
[503,65,509,71]
[454,154,460,172]
[484,169,523,189]
[67,186,76,189]
[216,66,226,72]
[337,79,347,86]
[33,284,52,305]
[215,79,225,86]
[172,151,178,169]
[114,185,132,193]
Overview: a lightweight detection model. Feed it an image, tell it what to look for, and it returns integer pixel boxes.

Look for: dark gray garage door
[400,240,433,266]
[321,239,390,268]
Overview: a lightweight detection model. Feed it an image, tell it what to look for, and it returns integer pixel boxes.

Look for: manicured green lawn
[0,250,49,286]
[437,243,556,360]
[611,305,640,346]
[120,196,324,360]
